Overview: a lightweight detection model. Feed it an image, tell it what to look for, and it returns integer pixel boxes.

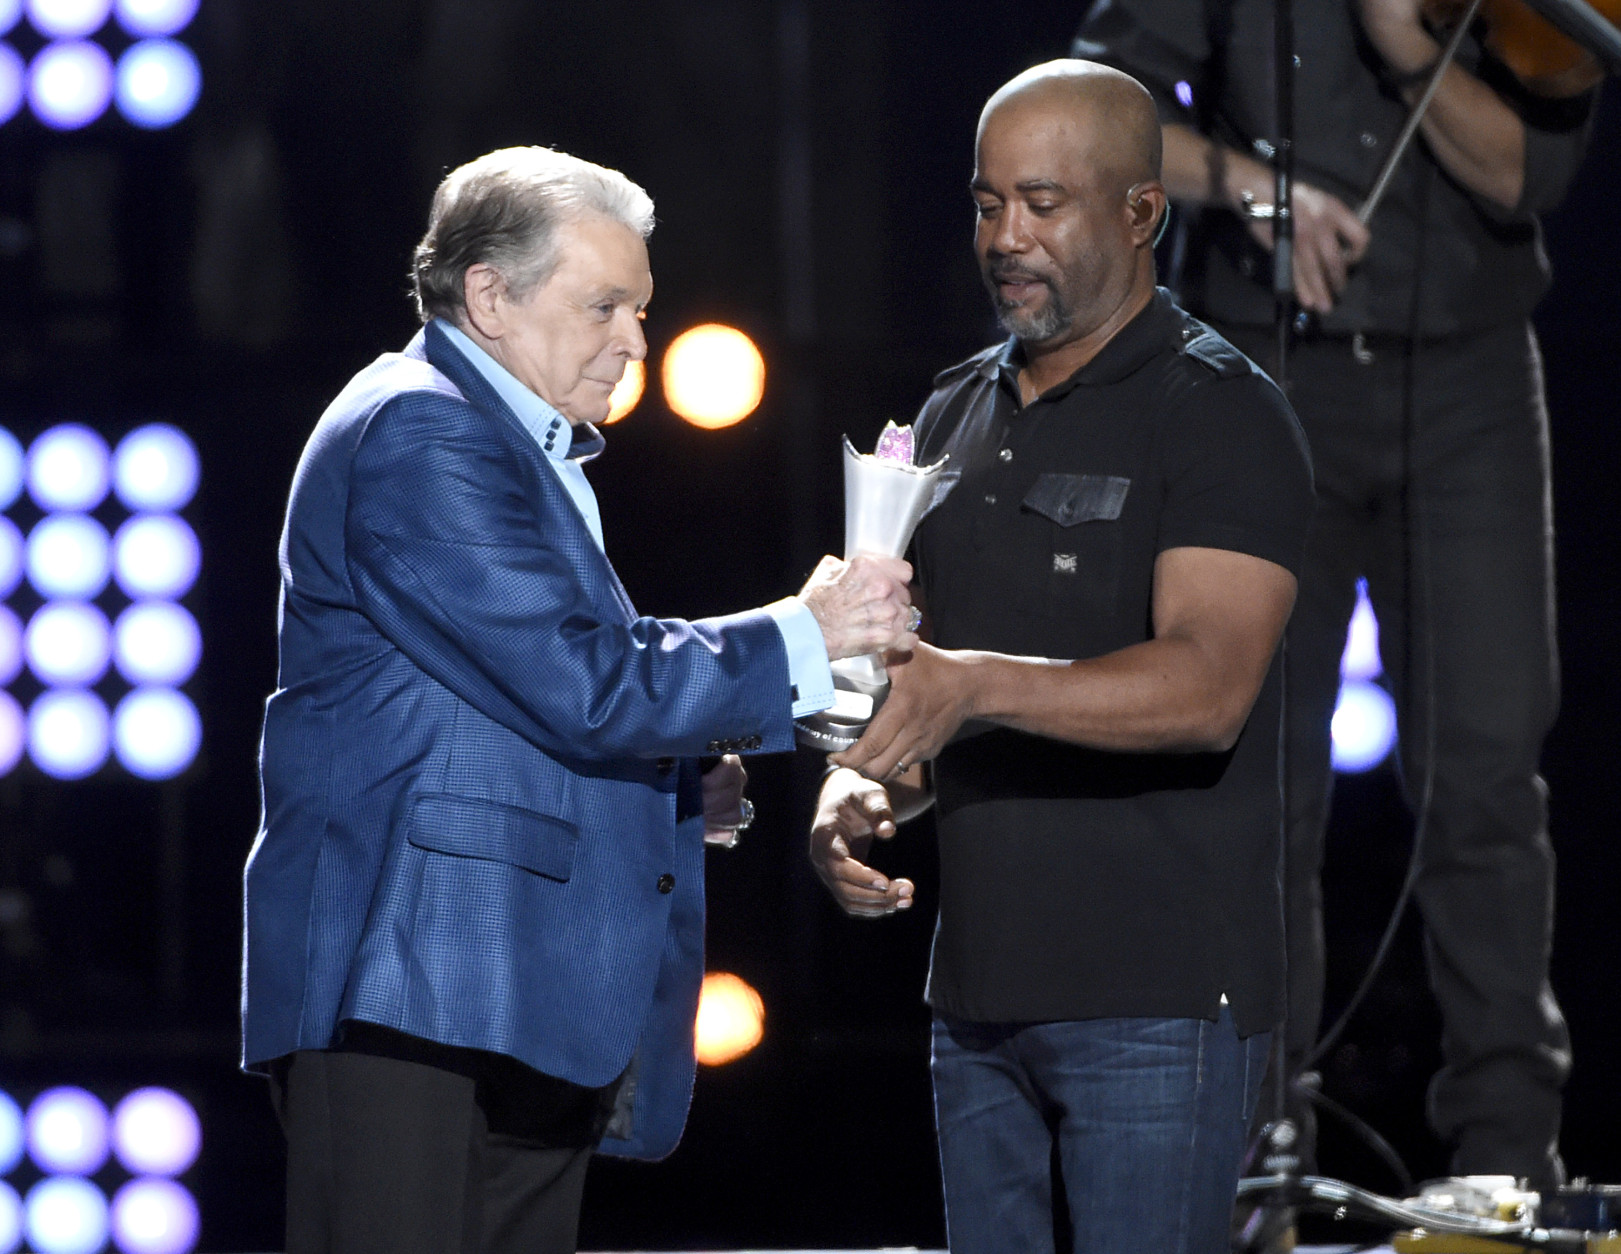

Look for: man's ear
[1125,181,1168,248]
[461,264,507,340]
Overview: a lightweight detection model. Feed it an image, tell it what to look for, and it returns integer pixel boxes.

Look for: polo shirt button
[984,493,997,505]
[998,448,1013,462]
[657,873,676,894]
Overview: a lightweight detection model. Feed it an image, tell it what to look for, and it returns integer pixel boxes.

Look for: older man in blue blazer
[241,146,916,1254]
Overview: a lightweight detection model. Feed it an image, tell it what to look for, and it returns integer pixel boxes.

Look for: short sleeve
[1156,372,1315,575]
[1516,85,1599,218]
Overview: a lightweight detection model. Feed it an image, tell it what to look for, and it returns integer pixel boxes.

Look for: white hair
[410,146,655,324]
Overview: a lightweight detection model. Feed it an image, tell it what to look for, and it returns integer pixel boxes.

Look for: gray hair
[410,146,655,325]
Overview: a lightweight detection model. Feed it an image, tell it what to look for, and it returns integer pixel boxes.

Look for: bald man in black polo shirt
[810,61,1313,1253]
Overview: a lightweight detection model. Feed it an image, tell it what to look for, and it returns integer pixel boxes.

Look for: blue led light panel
[0,0,199,129]
[0,422,201,781]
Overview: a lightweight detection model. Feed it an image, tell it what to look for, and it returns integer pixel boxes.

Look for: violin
[1424,0,1616,94]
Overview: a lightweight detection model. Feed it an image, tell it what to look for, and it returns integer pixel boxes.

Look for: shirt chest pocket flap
[1022,473,1130,525]
[407,793,578,882]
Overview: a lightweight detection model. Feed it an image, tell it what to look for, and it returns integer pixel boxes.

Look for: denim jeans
[931,1008,1270,1254]
[1222,321,1571,1185]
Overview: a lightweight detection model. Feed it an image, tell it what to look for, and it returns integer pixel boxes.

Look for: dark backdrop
[0,2,1615,1248]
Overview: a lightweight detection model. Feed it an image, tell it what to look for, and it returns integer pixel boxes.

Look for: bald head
[968,58,1167,367]
[978,59,1162,196]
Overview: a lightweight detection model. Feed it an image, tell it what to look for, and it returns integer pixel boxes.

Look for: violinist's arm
[1162,125,1370,315]
[1358,0,1528,212]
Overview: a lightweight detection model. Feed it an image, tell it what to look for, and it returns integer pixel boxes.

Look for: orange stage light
[603,358,645,425]
[694,971,765,1066]
[661,324,765,429]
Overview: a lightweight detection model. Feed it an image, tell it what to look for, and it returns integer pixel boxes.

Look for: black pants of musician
[1223,319,1572,1187]
[270,1022,616,1254]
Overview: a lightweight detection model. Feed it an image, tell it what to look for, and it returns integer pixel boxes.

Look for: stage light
[27,690,110,780]
[0,430,20,510]
[25,602,111,686]
[1340,579,1382,681]
[0,43,23,125]
[0,0,20,36]
[603,357,644,425]
[26,1088,109,1175]
[27,514,111,599]
[113,602,199,686]
[110,1179,196,1254]
[0,608,19,686]
[0,1091,23,1175]
[113,0,195,37]
[1331,679,1398,774]
[25,0,111,39]
[114,38,197,129]
[113,425,198,511]
[661,324,765,429]
[111,1089,199,1177]
[26,39,112,129]
[694,971,764,1066]
[112,688,199,779]
[0,520,21,598]
[1175,79,1195,108]
[112,514,198,599]
[0,693,22,777]
[0,1182,19,1254]
[28,425,110,512]
[23,1176,108,1254]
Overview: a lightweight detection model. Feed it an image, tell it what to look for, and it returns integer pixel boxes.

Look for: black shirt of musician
[910,289,1314,1038]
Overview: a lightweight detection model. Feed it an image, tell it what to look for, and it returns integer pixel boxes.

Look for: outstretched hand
[809,767,912,917]
[831,642,977,780]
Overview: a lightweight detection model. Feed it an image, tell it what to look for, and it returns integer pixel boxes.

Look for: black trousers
[1223,320,1571,1186]
[269,1023,617,1254]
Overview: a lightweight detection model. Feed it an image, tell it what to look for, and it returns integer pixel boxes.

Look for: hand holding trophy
[796,422,948,752]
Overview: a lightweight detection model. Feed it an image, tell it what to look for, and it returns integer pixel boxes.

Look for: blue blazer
[242,322,794,1159]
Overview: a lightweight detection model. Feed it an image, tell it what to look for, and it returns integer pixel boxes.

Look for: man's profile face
[494,215,652,425]
[972,100,1137,348]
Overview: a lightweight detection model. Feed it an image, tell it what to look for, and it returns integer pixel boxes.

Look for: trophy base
[795,667,889,753]
[795,715,865,753]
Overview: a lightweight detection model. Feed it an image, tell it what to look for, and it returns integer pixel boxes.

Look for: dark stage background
[0,1,1617,1248]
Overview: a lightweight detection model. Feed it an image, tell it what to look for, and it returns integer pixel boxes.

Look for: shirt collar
[433,318,605,464]
[985,287,1181,402]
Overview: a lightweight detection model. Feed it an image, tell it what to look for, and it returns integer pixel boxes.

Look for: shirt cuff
[763,597,835,718]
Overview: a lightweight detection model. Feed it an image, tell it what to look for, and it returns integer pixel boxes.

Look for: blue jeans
[931,1008,1270,1254]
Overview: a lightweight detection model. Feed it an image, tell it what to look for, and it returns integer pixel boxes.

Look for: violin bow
[1357,0,1488,224]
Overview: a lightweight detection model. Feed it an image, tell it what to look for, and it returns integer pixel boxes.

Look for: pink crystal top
[873,423,914,465]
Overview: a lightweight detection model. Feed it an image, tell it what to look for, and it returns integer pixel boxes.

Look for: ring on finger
[905,605,923,633]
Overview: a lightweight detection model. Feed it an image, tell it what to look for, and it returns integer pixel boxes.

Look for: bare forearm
[1361,10,1525,211]
[958,637,1264,754]
[1410,66,1525,210]
[1163,124,1271,209]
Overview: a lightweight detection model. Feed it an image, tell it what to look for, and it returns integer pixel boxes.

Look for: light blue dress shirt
[434,319,833,718]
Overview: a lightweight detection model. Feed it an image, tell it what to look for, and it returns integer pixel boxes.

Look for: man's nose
[618,313,647,361]
[987,204,1030,255]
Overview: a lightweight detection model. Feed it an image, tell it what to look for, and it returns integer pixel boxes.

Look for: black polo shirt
[911,289,1313,1037]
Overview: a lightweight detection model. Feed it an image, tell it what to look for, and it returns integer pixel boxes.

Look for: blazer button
[656,757,675,775]
[657,873,676,894]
